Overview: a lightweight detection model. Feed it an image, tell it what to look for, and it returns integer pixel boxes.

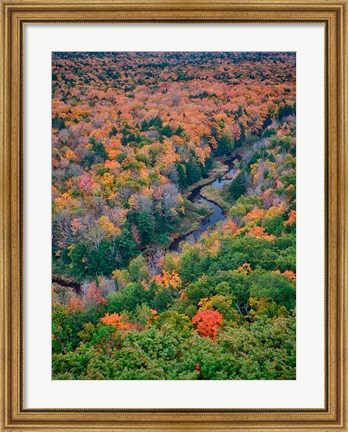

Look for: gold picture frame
[0,1,347,430]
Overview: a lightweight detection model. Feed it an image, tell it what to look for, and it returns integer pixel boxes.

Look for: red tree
[192,309,223,340]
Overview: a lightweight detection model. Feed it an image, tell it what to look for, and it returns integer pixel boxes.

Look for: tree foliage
[52,52,296,380]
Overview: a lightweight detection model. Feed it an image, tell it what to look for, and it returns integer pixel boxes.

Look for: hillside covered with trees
[52,52,296,380]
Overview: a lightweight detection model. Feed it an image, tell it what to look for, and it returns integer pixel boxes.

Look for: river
[169,160,236,252]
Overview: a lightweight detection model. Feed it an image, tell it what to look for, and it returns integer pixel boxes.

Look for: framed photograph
[1,0,347,430]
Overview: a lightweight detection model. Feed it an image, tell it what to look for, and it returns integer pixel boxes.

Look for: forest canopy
[52,52,296,380]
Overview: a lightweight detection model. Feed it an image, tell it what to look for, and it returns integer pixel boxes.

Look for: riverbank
[184,159,229,198]
[169,158,232,251]
[200,185,230,213]
[171,199,214,244]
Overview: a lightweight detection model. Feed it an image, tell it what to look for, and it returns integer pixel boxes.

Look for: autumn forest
[52,52,296,380]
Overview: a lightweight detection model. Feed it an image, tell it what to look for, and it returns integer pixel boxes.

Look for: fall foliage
[52,52,296,380]
[100,312,133,330]
[192,309,223,340]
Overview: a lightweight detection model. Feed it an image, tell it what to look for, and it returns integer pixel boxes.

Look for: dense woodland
[52,52,296,380]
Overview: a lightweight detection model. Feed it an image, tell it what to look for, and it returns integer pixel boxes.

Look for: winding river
[169,160,236,252]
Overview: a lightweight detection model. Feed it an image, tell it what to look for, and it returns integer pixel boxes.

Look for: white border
[24,23,325,409]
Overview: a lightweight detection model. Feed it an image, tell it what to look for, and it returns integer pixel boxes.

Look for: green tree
[89,135,108,161]
[176,163,187,189]
[250,273,296,310]
[185,159,202,185]
[229,172,246,200]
